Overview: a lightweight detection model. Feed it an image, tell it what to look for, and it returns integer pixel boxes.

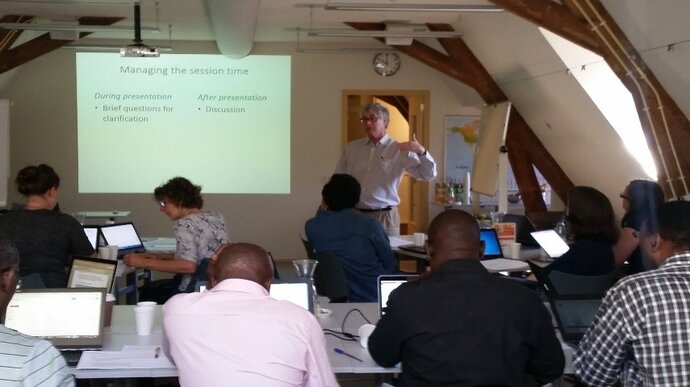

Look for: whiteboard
[471,101,512,196]
[0,99,8,207]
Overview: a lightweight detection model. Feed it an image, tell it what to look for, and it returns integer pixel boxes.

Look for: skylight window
[539,28,658,180]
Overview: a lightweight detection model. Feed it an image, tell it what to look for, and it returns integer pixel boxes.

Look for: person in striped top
[0,239,74,386]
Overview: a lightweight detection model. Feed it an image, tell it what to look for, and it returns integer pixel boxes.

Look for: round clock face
[373,53,401,77]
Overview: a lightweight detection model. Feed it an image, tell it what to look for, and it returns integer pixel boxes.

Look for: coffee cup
[134,306,155,335]
[509,242,522,259]
[104,293,115,327]
[413,232,426,247]
[358,324,376,348]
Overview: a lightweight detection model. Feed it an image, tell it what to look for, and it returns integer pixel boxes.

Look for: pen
[154,347,160,359]
[334,347,363,362]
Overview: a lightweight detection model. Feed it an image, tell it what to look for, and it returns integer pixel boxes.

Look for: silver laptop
[100,222,146,256]
[270,278,315,313]
[4,288,106,351]
[67,256,118,292]
[377,274,419,316]
[530,230,570,258]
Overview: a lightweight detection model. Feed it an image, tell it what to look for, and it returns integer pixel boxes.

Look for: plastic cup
[98,246,111,260]
[107,245,119,260]
[413,232,426,246]
[137,301,157,308]
[509,242,522,259]
[358,324,376,348]
[134,306,155,335]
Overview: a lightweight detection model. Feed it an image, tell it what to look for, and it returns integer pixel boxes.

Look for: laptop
[67,256,118,292]
[270,278,315,314]
[502,214,538,247]
[100,222,146,256]
[82,225,100,250]
[377,274,419,316]
[547,294,603,346]
[530,230,570,258]
[398,229,503,259]
[4,288,106,365]
[480,228,504,259]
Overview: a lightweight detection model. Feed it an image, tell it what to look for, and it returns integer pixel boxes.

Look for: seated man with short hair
[575,201,690,385]
[305,174,397,302]
[163,243,337,387]
[368,210,565,386]
[0,240,74,386]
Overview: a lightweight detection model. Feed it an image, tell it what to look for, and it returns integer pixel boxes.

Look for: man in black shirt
[368,209,564,386]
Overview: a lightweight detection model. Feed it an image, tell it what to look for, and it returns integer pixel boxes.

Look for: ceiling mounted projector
[121,2,159,57]
[120,44,159,57]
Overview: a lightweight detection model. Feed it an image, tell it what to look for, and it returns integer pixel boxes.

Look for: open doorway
[341,90,432,233]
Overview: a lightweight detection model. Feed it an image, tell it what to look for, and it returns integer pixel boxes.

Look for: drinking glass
[292,259,320,315]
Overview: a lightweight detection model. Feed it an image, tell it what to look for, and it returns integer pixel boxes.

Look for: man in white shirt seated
[162,242,338,387]
[0,239,74,386]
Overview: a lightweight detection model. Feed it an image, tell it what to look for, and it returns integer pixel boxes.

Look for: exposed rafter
[345,22,574,212]
[0,15,33,52]
[0,16,123,74]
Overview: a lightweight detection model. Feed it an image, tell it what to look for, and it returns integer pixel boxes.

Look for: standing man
[575,200,690,385]
[335,102,436,235]
[0,240,74,386]
[368,210,564,386]
[163,243,337,387]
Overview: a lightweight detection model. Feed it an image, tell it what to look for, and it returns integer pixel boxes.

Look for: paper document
[77,346,175,369]
[389,236,414,248]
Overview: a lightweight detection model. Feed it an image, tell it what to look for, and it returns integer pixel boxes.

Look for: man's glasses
[360,115,380,123]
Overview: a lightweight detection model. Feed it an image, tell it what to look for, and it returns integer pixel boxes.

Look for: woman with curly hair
[124,177,229,303]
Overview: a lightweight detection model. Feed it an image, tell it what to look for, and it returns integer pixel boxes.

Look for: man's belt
[356,206,392,213]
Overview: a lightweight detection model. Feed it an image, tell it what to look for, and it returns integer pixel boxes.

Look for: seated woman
[613,179,664,274]
[305,174,397,302]
[0,164,94,287]
[124,177,229,303]
[544,186,618,276]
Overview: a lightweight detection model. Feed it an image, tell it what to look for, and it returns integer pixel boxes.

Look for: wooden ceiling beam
[345,22,574,212]
[487,0,600,54]
[0,16,123,74]
[0,15,34,52]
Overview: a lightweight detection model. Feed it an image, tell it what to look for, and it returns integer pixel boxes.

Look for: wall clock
[372,52,401,77]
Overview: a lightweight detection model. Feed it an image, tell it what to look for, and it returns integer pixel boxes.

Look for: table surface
[71,301,574,379]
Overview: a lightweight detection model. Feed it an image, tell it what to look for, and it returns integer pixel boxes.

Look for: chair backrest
[267,251,280,280]
[300,234,318,261]
[545,269,616,296]
[313,251,349,303]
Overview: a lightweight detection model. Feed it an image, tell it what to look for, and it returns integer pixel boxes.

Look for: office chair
[267,251,280,280]
[544,269,617,296]
[313,251,349,303]
[300,234,318,261]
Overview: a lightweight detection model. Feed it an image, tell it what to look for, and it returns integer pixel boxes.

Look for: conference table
[391,234,533,274]
[70,301,574,380]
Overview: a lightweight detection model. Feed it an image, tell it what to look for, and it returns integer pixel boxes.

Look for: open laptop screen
[83,226,100,250]
[4,288,106,349]
[378,274,419,316]
[480,228,503,259]
[100,222,145,254]
[67,256,118,292]
[548,295,602,344]
[270,279,314,313]
[531,230,570,258]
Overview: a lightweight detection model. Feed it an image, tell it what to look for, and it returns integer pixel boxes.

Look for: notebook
[530,230,570,258]
[82,225,100,250]
[269,278,315,313]
[547,294,602,346]
[398,229,503,259]
[377,274,419,316]
[67,256,118,292]
[4,288,106,359]
[100,222,146,256]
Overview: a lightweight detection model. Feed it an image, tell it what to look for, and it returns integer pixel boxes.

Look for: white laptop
[4,288,106,351]
[530,230,570,258]
[377,274,419,316]
[100,222,146,256]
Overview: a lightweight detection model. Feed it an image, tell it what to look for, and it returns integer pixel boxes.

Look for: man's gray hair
[361,102,390,126]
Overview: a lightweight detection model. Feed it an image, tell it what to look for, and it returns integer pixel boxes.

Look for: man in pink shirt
[163,243,338,387]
